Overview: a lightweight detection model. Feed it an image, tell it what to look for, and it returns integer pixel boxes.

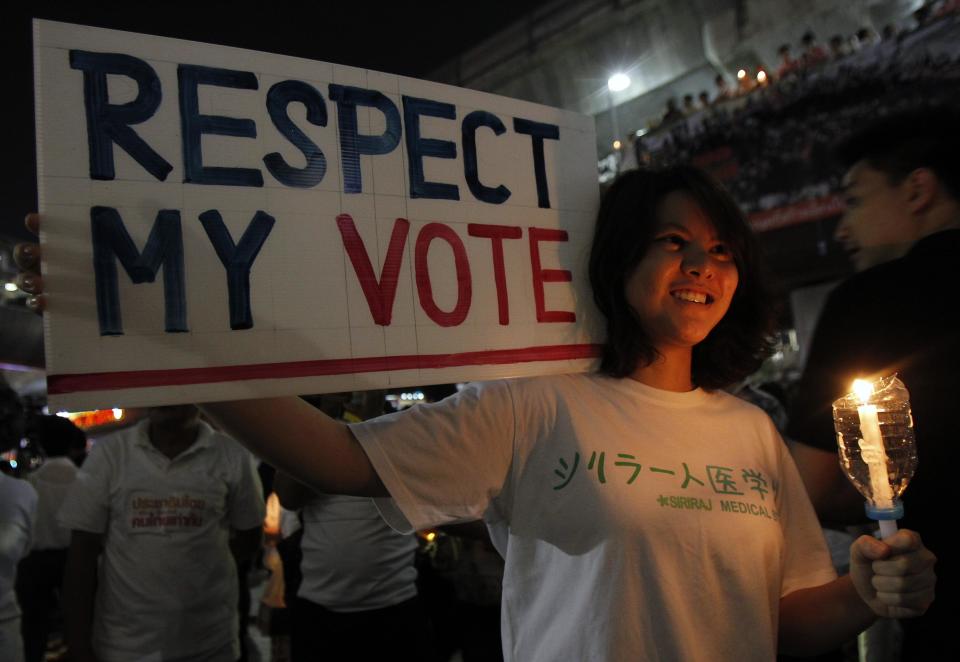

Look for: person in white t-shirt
[1,384,38,662]
[273,392,432,661]
[58,405,265,662]
[16,415,87,662]
[16,166,938,660]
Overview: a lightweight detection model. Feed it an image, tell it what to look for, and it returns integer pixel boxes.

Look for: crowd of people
[609,6,960,220]
[1,390,510,662]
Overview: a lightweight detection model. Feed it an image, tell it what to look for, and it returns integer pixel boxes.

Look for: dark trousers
[15,548,68,662]
[290,595,434,662]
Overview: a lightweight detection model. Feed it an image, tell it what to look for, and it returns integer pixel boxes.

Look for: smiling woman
[588,165,774,390]
[623,191,739,367]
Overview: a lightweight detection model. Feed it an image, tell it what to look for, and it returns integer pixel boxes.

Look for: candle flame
[853,379,874,404]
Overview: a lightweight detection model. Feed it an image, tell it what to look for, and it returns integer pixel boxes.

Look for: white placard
[34,19,601,410]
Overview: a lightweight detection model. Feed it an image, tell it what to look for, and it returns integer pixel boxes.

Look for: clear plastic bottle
[832,374,917,519]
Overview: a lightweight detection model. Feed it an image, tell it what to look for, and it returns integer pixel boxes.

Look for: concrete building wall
[428,0,924,154]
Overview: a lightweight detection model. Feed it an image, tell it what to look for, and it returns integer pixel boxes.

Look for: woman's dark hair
[588,165,775,390]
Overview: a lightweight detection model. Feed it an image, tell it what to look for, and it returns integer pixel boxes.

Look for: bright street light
[607,73,631,92]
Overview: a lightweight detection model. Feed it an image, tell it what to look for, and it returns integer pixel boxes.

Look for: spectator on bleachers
[829,34,851,59]
[854,27,878,50]
[913,4,933,28]
[800,31,830,68]
[777,43,801,79]
[935,0,960,18]
[713,73,734,102]
[682,93,697,115]
[661,97,684,125]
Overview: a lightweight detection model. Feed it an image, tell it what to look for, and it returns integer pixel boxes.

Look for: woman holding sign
[16,166,935,661]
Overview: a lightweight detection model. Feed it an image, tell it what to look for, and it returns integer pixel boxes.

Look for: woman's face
[624,191,739,352]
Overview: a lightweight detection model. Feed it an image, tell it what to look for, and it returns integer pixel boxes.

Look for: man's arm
[201,398,387,497]
[778,530,936,656]
[63,530,104,662]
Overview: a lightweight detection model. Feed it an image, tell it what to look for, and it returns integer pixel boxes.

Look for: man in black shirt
[787,108,960,660]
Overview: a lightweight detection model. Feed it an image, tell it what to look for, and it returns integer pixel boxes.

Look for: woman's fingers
[13,241,41,271]
[16,271,44,295]
[16,214,44,312]
[26,295,47,313]
[25,212,40,235]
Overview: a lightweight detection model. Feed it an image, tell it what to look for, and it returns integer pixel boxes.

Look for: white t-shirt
[27,456,78,550]
[59,420,265,662]
[353,374,837,662]
[297,495,417,612]
[0,474,37,624]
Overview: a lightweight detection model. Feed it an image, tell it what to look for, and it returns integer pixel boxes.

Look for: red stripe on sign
[47,344,602,395]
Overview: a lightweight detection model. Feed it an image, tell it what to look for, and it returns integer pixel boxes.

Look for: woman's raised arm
[201,398,387,497]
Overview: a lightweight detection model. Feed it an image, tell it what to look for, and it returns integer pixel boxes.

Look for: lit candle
[853,379,897,537]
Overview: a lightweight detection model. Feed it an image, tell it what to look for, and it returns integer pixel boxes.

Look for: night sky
[2,0,550,240]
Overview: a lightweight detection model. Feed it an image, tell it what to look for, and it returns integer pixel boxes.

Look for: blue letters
[178,65,263,187]
[513,118,559,208]
[402,96,459,200]
[69,50,172,182]
[462,111,511,205]
[264,80,327,187]
[198,210,276,330]
[328,85,401,193]
[91,206,186,335]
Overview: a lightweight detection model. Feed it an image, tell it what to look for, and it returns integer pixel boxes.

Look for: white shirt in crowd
[59,420,265,662]
[0,472,38,662]
[297,494,417,612]
[27,456,77,551]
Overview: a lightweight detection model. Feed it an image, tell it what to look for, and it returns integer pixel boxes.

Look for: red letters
[336,214,409,325]
[415,223,472,327]
[467,223,522,325]
[338,216,574,328]
[529,227,575,323]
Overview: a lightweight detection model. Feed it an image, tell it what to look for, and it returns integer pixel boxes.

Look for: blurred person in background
[788,107,960,661]
[777,43,801,79]
[801,31,830,68]
[698,90,711,110]
[1,384,37,662]
[58,405,265,662]
[661,97,684,125]
[273,392,433,662]
[16,415,86,662]
[828,34,851,60]
[713,73,734,102]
